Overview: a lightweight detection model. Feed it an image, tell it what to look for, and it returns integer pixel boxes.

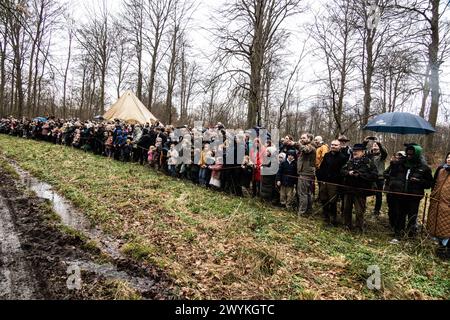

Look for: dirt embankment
[0,165,177,300]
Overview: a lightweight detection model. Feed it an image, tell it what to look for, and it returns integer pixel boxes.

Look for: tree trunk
[136,6,143,101]
[165,26,178,125]
[419,64,430,118]
[79,67,86,119]
[100,68,106,115]
[247,0,264,129]
[13,42,24,117]
[180,47,186,123]
[10,56,15,116]
[425,0,440,152]
[62,31,73,120]
[147,25,162,111]
[136,49,143,100]
[26,0,45,117]
[362,29,374,127]
[0,30,7,117]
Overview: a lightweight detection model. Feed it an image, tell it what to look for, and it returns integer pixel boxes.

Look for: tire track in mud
[0,196,38,299]
[0,158,179,300]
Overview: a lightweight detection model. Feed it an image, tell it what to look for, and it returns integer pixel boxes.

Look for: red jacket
[250,146,265,182]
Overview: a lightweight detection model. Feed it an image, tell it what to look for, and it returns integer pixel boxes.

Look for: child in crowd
[168,143,179,177]
[241,155,254,193]
[148,146,157,167]
[105,132,114,158]
[122,139,133,162]
[209,156,223,189]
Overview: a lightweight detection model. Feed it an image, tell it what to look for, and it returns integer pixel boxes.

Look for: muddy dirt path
[0,196,38,299]
[0,160,178,300]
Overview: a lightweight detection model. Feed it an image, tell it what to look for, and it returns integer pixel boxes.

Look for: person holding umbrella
[393,144,433,240]
[364,136,388,216]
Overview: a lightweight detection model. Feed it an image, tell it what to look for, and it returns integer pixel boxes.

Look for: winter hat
[396,151,406,157]
[266,146,277,156]
[352,143,366,151]
[287,150,296,157]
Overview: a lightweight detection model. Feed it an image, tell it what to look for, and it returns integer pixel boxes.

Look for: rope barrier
[5,131,439,202]
[3,131,443,239]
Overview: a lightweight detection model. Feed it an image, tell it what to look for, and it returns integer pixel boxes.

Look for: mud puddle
[0,157,177,299]
[9,161,123,260]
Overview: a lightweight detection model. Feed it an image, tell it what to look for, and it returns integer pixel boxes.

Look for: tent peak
[103,91,161,125]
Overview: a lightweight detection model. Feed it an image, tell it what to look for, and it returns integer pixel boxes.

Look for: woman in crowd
[383,151,407,229]
[249,138,264,197]
[198,143,210,186]
[260,146,278,203]
[426,152,450,259]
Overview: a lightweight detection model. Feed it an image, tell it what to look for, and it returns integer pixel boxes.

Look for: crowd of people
[0,116,449,259]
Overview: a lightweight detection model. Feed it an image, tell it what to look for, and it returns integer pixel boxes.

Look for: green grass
[121,240,156,261]
[0,134,448,300]
[0,156,19,179]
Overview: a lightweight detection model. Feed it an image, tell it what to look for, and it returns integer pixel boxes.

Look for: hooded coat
[426,152,450,238]
[403,145,433,196]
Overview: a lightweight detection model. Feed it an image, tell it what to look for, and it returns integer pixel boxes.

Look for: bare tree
[111,20,132,99]
[121,0,145,100]
[0,4,9,116]
[354,0,400,127]
[275,39,308,129]
[4,0,27,117]
[375,49,420,113]
[163,0,195,124]
[311,0,359,136]
[213,0,303,128]
[144,0,173,111]
[179,39,199,124]
[76,1,116,115]
[62,14,74,119]
[395,0,450,150]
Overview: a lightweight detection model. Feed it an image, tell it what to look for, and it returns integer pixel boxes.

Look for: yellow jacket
[198,150,207,166]
[315,144,329,168]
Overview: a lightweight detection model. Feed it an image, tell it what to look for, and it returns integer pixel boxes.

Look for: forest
[1,0,450,158]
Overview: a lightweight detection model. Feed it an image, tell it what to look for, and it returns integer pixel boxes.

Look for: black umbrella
[363,112,436,135]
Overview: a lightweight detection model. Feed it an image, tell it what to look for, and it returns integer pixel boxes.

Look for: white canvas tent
[103,90,161,125]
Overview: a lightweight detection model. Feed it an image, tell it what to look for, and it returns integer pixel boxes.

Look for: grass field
[0,134,448,300]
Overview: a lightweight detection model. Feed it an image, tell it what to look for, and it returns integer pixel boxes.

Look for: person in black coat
[240,155,254,190]
[260,146,278,203]
[383,151,407,231]
[385,144,433,239]
[276,150,298,209]
[316,140,348,225]
[122,139,133,162]
[137,129,153,165]
[341,144,378,232]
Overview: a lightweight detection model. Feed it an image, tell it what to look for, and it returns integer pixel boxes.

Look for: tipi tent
[103,90,161,125]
